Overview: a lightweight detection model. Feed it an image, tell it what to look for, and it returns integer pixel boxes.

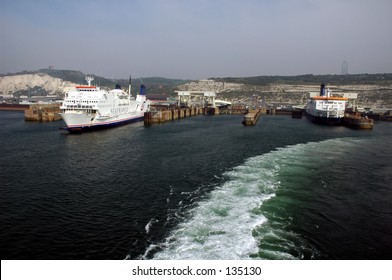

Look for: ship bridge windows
[78,89,97,92]
[66,104,96,109]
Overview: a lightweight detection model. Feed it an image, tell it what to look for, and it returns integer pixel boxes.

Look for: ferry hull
[59,76,150,133]
[305,84,348,126]
[60,114,144,132]
[306,113,344,125]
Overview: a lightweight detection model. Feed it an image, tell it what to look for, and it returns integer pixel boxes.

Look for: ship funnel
[140,84,146,95]
[320,83,325,96]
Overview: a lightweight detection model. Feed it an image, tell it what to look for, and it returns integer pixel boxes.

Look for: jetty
[144,90,221,125]
[24,104,62,122]
[0,104,30,111]
[343,113,374,129]
[144,106,207,125]
[291,110,303,118]
[242,109,262,126]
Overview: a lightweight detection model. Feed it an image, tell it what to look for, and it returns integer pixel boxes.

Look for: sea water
[0,111,391,259]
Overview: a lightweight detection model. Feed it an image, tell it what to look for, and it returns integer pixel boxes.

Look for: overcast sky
[1,0,391,79]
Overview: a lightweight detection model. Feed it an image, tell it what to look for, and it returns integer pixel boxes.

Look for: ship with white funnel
[60,76,150,132]
[306,83,348,125]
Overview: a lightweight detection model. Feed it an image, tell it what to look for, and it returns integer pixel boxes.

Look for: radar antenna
[85,75,94,86]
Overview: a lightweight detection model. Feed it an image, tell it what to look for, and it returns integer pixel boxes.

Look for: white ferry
[306,84,348,125]
[60,76,150,132]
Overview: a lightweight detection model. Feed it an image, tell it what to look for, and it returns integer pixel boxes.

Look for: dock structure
[242,109,262,126]
[144,90,222,126]
[176,90,217,108]
[24,104,62,122]
[343,113,374,129]
[291,110,303,118]
[0,104,30,111]
[144,107,205,125]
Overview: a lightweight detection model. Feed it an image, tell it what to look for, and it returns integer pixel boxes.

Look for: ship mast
[85,75,94,86]
[129,75,132,97]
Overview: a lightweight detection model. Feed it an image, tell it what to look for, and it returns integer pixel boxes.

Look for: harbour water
[0,110,391,259]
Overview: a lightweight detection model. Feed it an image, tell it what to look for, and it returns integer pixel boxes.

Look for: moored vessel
[306,83,348,125]
[343,113,374,129]
[60,76,150,132]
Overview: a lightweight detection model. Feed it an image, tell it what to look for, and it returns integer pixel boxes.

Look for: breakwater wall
[144,106,282,126]
[144,107,206,125]
[24,104,62,122]
[242,109,262,126]
[0,104,30,111]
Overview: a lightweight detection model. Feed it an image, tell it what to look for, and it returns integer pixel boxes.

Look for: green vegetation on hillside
[3,69,392,105]
[212,73,392,86]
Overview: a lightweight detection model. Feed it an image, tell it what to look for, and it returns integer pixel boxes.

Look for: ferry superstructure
[306,83,348,125]
[60,76,150,131]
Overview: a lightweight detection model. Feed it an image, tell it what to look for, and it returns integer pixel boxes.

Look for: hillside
[1,69,392,107]
[0,69,191,97]
[211,73,392,86]
[178,75,392,107]
[116,77,192,95]
[0,73,78,97]
[0,69,116,97]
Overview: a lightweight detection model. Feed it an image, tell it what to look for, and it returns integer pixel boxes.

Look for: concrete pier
[144,106,206,125]
[24,104,62,122]
[242,109,262,126]
[0,104,30,111]
[208,107,220,115]
[291,110,303,118]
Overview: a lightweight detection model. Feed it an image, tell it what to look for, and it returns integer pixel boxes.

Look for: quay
[291,110,303,118]
[343,113,374,129]
[0,104,30,111]
[24,104,62,122]
[144,89,221,125]
[144,105,251,126]
[363,110,392,121]
[242,109,262,126]
[144,106,207,125]
[143,104,310,127]
[0,103,62,122]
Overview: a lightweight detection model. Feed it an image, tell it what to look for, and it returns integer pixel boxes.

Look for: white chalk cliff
[0,73,78,96]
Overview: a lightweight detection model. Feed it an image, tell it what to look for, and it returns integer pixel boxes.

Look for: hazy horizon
[1,0,392,80]
[3,67,392,81]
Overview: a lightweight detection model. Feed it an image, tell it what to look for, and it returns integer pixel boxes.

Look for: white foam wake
[151,138,363,260]
[152,149,286,259]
